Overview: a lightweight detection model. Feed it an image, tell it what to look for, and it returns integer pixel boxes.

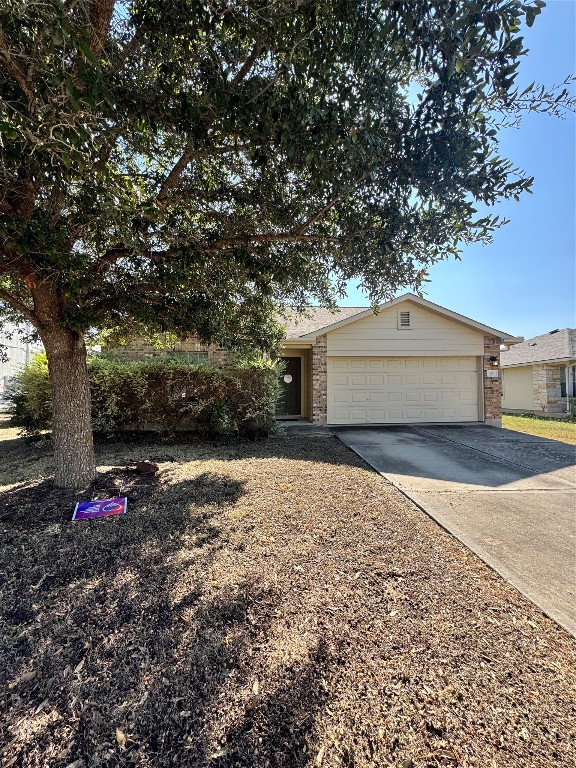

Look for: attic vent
[398,310,411,329]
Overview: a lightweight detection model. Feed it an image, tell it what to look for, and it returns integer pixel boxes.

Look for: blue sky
[343,0,576,340]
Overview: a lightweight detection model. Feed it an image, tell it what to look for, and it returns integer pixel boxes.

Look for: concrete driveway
[333,424,576,637]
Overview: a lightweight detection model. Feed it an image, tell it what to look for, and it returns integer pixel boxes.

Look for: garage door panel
[328,356,478,424]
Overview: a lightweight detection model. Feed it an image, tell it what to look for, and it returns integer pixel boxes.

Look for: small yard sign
[72,497,128,521]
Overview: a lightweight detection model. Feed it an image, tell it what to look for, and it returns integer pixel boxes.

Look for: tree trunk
[43,329,95,488]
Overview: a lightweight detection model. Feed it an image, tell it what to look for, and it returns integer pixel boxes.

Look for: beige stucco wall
[501,366,535,411]
[327,301,485,357]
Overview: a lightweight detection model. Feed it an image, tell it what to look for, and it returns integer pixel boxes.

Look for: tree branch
[230,43,261,85]
[88,0,116,57]
[0,286,37,324]
[90,230,352,275]
[0,26,36,113]
[292,173,368,236]
[157,136,197,202]
[198,232,346,252]
[156,45,261,202]
[91,246,133,275]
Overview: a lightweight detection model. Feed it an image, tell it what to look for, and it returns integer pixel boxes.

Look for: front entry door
[277,357,302,417]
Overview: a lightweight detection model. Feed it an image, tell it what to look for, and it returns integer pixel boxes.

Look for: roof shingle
[501,328,576,367]
[279,306,367,338]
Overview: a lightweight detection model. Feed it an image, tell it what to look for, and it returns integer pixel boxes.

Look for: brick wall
[105,335,233,368]
[208,348,234,368]
[483,336,502,427]
[533,364,563,413]
[312,334,327,423]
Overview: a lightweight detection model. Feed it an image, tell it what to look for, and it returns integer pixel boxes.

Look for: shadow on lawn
[0,469,333,767]
[0,427,362,487]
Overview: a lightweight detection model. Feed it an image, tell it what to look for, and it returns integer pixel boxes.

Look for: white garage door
[328,357,479,424]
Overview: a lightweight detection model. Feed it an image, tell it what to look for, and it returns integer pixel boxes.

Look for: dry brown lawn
[1,418,575,767]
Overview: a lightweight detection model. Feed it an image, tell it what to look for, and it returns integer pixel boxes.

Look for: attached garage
[328,356,479,424]
[279,293,521,428]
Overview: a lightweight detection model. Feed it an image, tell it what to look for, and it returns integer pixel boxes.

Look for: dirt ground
[1,418,575,767]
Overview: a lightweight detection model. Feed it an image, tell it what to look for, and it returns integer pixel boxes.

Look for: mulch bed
[1,426,575,767]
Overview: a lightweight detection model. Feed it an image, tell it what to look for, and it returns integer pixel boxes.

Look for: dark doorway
[277,357,302,417]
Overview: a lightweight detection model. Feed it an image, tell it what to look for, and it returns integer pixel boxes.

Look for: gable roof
[279,306,366,338]
[281,293,520,343]
[501,328,576,367]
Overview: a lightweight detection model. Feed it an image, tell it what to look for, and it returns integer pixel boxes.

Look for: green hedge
[8,352,282,437]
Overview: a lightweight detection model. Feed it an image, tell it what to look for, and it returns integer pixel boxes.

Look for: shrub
[7,353,281,437]
[7,351,52,433]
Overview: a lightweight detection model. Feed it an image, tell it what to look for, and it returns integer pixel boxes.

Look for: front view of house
[278,294,520,427]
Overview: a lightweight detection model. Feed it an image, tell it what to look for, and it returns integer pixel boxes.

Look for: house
[278,293,520,427]
[501,328,576,415]
[107,293,520,427]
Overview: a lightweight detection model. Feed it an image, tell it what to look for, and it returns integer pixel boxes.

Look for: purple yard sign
[72,497,128,521]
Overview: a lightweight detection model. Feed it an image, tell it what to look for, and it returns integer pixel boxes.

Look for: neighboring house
[0,323,42,398]
[278,293,519,427]
[501,328,576,415]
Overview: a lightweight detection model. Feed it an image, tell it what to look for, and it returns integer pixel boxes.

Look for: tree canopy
[0,0,574,486]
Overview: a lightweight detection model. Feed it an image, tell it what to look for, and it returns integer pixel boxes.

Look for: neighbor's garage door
[327,357,478,424]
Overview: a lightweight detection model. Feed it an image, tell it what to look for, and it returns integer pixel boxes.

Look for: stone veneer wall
[312,334,327,423]
[533,364,563,413]
[483,336,502,427]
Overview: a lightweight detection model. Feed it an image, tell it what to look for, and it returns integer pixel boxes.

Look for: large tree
[0,0,573,487]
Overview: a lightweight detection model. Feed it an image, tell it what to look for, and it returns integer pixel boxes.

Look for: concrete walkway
[334,424,576,637]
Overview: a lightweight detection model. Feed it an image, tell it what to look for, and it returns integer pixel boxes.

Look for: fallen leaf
[315,745,326,765]
[210,746,229,758]
[252,678,260,695]
[116,728,126,749]
[34,699,48,714]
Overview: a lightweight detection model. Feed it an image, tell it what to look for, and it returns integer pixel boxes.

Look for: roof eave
[501,356,576,368]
